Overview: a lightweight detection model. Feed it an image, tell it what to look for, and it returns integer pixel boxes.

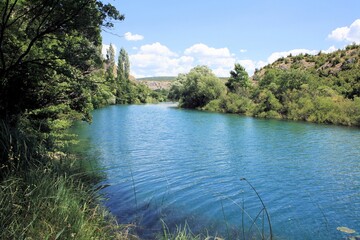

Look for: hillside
[137,76,229,90]
[136,76,175,90]
[170,44,360,126]
[253,44,360,94]
[257,44,360,71]
[137,76,177,81]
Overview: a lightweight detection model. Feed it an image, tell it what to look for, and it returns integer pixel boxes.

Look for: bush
[178,66,226,109]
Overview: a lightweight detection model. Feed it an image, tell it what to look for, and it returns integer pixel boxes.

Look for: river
[73,103,360,239]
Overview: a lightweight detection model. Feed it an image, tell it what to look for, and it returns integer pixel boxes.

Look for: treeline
[100,44,167,107]
[0,0,164,166]
[169,44,360,127]
[0,0,148,239]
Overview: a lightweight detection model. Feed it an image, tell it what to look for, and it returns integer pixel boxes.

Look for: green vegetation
[0,134,133,239]
[102,45,167,105]
[1,0,358,238]
[168,66,226,108]
[0,1,186,239]
[159,221,204,240]
[0,0,161,239]
[171,45,360,127]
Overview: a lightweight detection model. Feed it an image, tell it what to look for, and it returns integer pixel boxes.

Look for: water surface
[73,103,360,239]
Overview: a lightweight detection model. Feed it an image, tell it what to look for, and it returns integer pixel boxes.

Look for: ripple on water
[74,104,360,239]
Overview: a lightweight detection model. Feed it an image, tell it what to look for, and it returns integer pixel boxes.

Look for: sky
[101,0,360,78]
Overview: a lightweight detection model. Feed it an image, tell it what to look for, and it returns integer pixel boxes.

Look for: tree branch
[3,0,93,77]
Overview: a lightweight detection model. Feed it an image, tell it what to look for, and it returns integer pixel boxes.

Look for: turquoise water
[73,103,360,239]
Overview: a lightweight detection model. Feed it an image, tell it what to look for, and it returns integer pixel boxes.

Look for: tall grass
[0,120,136,240]
[1,169,118,239]
[160,220,206,240]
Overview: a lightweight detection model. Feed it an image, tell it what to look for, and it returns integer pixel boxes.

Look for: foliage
[0,1,142,239]
[226,63,251,93]
[159,221,203,240]
[168,73,187,101]
[99,47,164,105]
[0,117,138,239]
[170,45,360,127]
[0,0,124,124]
[173,66,226,109]
[118,48,130,81]
[250,46,360,125]
[204,93,254,115]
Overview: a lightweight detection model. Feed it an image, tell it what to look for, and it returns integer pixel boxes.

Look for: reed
[160,220,203,240]
[0,160,137,239]
[0,121,135,240]
[240,178,273,240]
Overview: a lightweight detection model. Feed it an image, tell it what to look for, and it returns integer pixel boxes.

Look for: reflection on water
[73,103,360,239]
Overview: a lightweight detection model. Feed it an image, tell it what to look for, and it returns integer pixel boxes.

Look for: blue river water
[73,103,360,239]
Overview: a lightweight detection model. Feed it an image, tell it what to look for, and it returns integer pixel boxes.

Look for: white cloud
[328,27,349,41]
[237,60,267,75]
[323,45,338,54]
[267,49,318,64]
[328,19,360,43]
[184,43,236,76]
[138,42,177,57]
[128,41,342,78]
[129,42,193,77]
[124,32,144,41]
[184,43,233,58]
[239,49,247,53]
[129,42,236,77]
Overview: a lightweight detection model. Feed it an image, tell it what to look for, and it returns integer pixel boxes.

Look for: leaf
[337,226,356,234]
[55,227,66,239]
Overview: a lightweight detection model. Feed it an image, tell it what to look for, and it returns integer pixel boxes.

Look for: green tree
[226,63,251,93]
[106,44,116,78]
[168,73,186,101]
[178,66,226,109]
[0,0,124,124]
[116,48,132,103]
[117,48,130,81]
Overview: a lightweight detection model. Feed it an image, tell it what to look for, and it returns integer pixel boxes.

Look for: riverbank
[169,45,360,127]
[0,117,209,240]
[0,124,135,239]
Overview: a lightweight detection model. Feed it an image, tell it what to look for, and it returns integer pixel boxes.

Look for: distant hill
[253,44,360,86]
[138,76,229,82]
[244,43,360,126]
[136,77,175,90]
[137,76,177,82]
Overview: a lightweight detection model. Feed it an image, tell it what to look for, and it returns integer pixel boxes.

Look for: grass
[0,160,137,240]
[0,120,137,240]
[159,220,222,240]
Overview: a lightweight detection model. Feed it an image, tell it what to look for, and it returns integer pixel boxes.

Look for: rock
[337,226,356,234]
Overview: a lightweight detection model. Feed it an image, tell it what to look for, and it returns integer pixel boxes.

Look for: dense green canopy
[172,45,360,127]
[0,0,123,124]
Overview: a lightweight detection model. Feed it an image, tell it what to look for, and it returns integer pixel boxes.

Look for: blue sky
[101,0,360,77]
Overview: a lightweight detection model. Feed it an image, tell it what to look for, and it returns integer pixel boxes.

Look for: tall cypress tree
[116,48,131,103]
[106,44,116,93]
[117,48,130,81]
